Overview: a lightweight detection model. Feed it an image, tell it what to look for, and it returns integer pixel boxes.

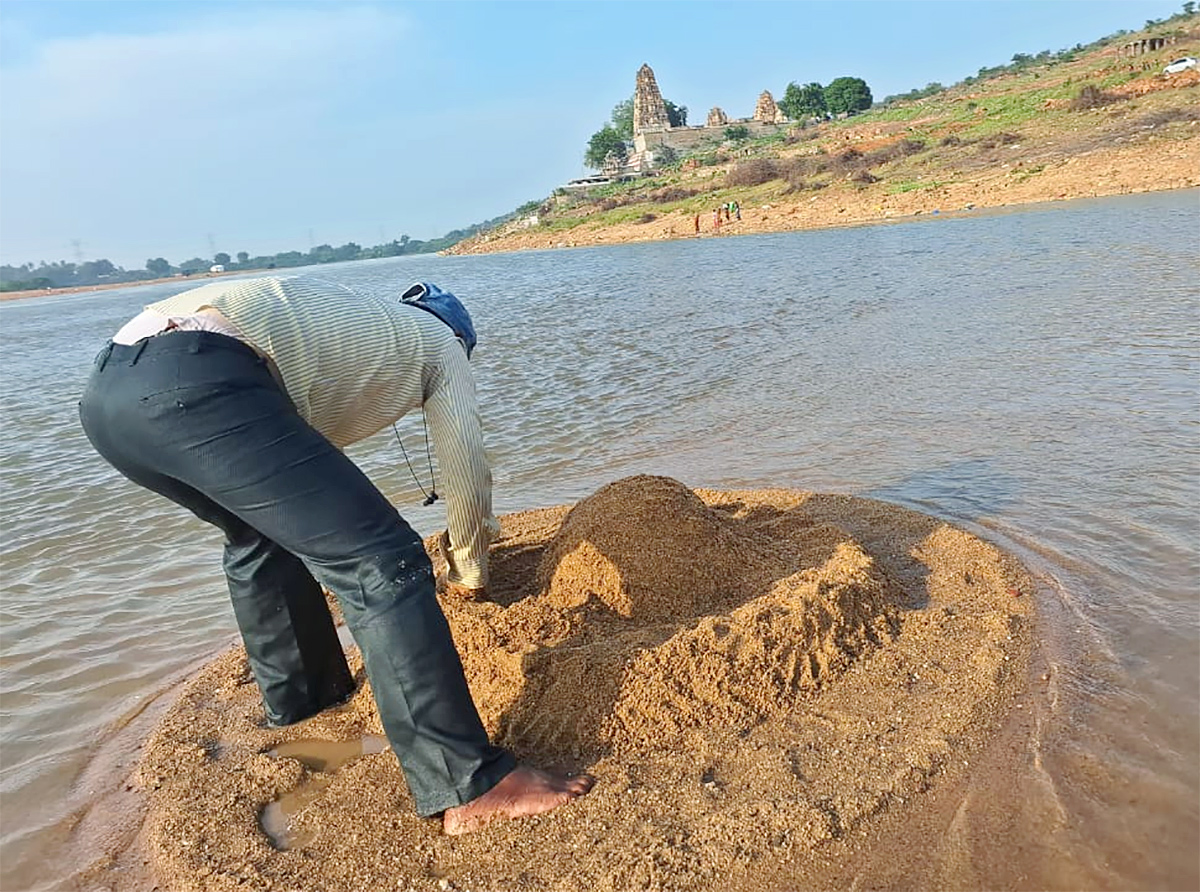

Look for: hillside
[447,17,1199,255]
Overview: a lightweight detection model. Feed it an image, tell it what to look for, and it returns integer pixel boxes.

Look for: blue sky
[0,0,1183,269]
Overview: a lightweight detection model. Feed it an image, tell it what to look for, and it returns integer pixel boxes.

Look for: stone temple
[633,64,671,134]
[630,63,789,167]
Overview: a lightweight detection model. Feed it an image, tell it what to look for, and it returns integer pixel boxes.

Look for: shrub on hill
[977,132,1022,149]
[828,149,867,174]
[1069,84,1116,110]
[847,169,880,185]
[863,139,927,165]
[726,159,780,187]
[650,186,700,203]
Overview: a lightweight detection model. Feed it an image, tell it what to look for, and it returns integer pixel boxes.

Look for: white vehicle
[1162,57,1197,74]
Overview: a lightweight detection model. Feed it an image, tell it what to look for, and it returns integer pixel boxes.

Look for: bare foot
[442,765,594,835]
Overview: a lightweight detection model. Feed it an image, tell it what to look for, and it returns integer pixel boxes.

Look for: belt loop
[96,342,114,371]
[188,332,203,354]
[128,339,149,366]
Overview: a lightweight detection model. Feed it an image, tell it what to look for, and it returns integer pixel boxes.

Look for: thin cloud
[0,5,413,264]
[1,6,410,129]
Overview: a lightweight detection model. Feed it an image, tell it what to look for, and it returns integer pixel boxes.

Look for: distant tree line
[0,217,510,292]
[778,77,873,121]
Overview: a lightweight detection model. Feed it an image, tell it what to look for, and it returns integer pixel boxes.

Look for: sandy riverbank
[447,136,1200,257]
[74,476,1035,892]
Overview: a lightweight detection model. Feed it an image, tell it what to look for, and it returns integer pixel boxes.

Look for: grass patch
[1009,164,1046,181]
[540,215,589,231]
[888,179,945,194]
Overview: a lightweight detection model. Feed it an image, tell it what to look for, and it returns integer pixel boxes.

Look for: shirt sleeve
[422,341,500,588]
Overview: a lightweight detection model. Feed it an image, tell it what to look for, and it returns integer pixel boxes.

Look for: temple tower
[633,64,670,135]
[754,90,780,123]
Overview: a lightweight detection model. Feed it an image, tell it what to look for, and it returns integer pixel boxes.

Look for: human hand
[436,530,488,600]
[436,571,487,602]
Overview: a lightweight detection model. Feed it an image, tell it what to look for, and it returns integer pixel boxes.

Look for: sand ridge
[82,476,1033,892]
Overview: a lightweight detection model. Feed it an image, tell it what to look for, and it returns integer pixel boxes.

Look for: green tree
[77,259,117,282]
[146,257,171,277]
[1183,2,1196,15]
[611,98,634,139]
[237,251,249,264]
[213,252,231,266]
[723,125,750,141]
[779,81,827,120]
[653,145,679,166]
[611,94,686,137]
[824,77,873,115]
[331,242,361,262]
[308,244,335,263]
[584,125,628,169]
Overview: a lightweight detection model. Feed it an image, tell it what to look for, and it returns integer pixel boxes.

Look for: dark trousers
[78,331,514,815]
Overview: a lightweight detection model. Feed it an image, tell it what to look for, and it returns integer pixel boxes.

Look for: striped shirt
[142,275,499,588]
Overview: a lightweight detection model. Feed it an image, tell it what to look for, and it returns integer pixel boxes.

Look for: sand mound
[103,479,1033,892]
[535,475,778,618]
[447,475,897,759]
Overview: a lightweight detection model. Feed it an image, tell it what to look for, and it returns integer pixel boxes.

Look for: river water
[1,191,1197,891]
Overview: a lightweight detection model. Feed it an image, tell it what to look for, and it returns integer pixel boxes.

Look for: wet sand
[72,476,1034,891]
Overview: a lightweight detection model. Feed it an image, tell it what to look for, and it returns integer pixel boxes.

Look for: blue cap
[400,282,477,358]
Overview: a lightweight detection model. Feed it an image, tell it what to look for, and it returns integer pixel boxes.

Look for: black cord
[391,413,439,506]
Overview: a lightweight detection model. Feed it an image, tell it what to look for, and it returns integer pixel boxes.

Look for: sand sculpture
[112,475,1033,892]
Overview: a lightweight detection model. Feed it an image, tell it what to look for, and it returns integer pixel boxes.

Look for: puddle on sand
[260,735,388,850]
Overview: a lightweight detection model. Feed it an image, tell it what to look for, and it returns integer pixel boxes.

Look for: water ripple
[2,191,1198,889]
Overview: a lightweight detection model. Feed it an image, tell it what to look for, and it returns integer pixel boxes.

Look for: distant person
[694,213,701,235]
[713,208,721,231]
[733,200,741,221]
[78,275,593,835]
